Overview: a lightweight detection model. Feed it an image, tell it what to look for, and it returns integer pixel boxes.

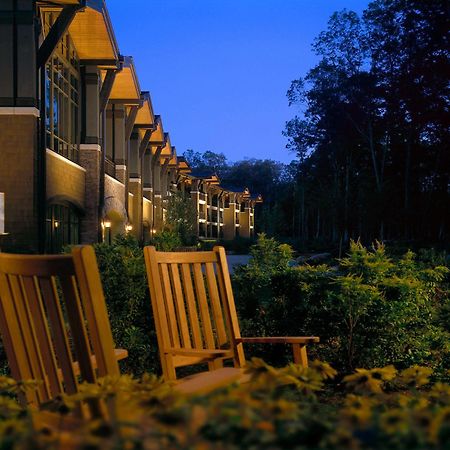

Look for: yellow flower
[342,406,372,427]
[344,369,383,394]
[399,366,433,388]
[429,382,450,402]
[256,420,275,432]
[245,358,281,384]
[370,365,397,382]
[429,406,450,444]
[380,409,409,435]
[412,408,432,432]
[281,364,323,392]
[344,394,375,409]
[310,359,338,380]
[327,428,360,450]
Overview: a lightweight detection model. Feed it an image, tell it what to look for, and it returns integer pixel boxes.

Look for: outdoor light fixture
[54,221,59,228]
[103,220,112,228]
[0,193,5,235]
[126,224,133,232]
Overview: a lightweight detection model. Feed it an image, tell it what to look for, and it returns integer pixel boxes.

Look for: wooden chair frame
[144,245,319,392]
[0,246,126,415]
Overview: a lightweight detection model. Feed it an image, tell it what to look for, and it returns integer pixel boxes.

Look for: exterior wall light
[0,193,5,235]
[103,220,112,228]
[125,224,133,232]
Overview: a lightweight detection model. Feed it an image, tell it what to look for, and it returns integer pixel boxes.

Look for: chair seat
[175,367,250,395]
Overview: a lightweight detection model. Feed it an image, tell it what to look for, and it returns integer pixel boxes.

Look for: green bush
[93,234,159,376]
[234,240,450,374]
[149,229,182,251]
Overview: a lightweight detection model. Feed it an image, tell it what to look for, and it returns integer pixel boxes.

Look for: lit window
[43,12,80,162]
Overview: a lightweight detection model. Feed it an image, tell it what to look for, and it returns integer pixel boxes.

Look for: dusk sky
[108,0,369,164]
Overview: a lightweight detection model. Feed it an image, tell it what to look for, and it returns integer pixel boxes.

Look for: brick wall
[0,114,39,251]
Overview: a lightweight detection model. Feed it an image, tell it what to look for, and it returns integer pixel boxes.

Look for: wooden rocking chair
[0,246,127,419]
[144,245,319,394]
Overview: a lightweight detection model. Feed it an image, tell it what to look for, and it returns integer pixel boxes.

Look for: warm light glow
[54,221,59,228]
[126,224,133,232]
[103,220,112,228]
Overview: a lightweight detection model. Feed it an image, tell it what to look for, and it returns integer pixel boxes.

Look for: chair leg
[292,344,308,367]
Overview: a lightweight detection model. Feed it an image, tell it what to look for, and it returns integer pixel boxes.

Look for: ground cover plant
[0,360,450,449]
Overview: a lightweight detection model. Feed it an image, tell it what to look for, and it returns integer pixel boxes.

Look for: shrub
[93,234,159,376]
[1,361,450,449]
[150,229,182,251]
[234,240,450,374]
[165,191,198,246]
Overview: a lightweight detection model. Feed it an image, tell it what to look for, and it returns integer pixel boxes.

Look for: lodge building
[0,0,261,253]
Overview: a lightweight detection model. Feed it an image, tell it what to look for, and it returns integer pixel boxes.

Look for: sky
[108,0,369,164]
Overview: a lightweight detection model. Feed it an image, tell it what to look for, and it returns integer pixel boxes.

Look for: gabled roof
[68,1,119,65]
[176,157,191,173]
[149,115,165,145]
[134,91,155,128]
[105,56,140,103]
[160,133,173,159]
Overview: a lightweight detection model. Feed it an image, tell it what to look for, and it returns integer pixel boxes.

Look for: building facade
[0,0,261,253]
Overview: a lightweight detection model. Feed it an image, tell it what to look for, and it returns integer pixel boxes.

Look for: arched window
[45,204,80,253]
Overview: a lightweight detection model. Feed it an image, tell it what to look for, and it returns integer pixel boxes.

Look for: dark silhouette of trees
[284,0,449,246]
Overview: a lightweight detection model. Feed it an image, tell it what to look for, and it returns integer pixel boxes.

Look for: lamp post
[102,219,112,245]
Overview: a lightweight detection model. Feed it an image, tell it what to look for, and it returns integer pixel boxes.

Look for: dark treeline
[284,0,449,245]
[185,0,449,248]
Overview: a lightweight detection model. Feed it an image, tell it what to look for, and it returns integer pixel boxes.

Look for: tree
[284,1,449,245]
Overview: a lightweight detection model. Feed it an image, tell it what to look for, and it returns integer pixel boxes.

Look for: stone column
[190,179,200,236]
[128,131,142,239]
[223,193,237,240]
[79,65,101,244]
[240,202,251,238]
[113,105,127,183]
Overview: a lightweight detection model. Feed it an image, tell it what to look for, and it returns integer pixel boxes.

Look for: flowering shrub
[0,361,450,449]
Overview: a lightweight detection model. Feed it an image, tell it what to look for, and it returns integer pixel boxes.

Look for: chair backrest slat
[204,262,228,347]
[71,246,119,378]
[8,274,49,403]
[144,246,246,380]
[38,276,79,396]
[170,264,191,349]
[192,262,215,349]
[180,264,203,348]
[160,263,181,348]
[20,275,63,398]
[0,247,120,413]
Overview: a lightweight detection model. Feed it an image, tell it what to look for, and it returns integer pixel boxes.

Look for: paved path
[226,254,251,274]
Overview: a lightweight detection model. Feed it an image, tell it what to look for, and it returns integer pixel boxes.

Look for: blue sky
[108,0,369,164]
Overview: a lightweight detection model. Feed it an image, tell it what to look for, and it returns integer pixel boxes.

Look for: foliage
[93,235,158,376]
[284,1,450,245]
[1,361,450,449]
[247,233,293,276]
[164,191,198,246]
[150,229,182,251]
[234,239,450,373]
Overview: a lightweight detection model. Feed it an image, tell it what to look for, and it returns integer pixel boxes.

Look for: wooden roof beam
[37,3,84,68]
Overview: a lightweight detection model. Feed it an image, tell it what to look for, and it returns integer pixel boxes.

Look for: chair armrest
[236,336,319,344]
[62,348,128,379]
